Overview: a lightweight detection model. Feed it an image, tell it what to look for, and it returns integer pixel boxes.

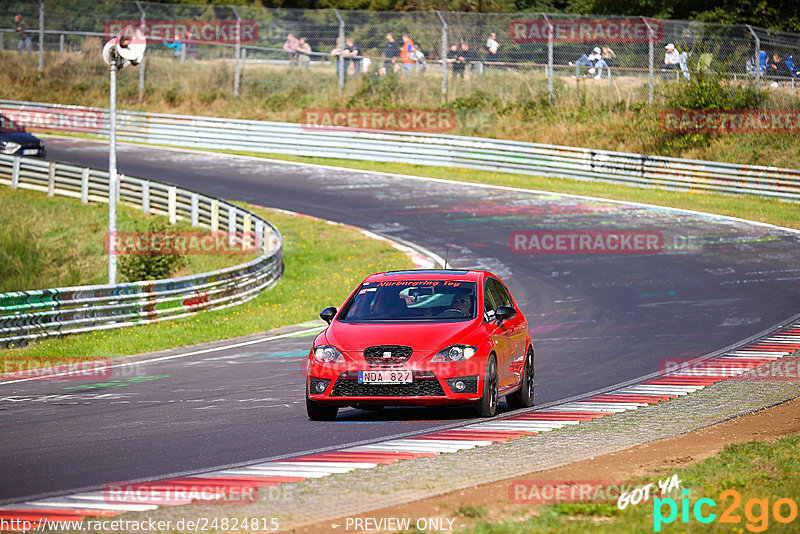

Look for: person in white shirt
[570,46,607,79]
[662,43,681,79]
[486,32,499,66]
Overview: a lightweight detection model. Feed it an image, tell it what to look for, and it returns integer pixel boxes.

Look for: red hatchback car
[306,270,534,420]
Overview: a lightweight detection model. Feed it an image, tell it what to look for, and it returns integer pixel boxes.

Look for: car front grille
[330,371,445,397]
[364,345,413,365]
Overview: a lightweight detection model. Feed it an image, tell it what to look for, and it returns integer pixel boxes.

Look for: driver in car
[449,291,474,316]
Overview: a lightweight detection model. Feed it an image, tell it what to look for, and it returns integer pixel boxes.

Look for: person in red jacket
[400,34,415,76]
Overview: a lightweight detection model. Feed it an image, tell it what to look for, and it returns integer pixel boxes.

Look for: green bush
[118,221,187,282]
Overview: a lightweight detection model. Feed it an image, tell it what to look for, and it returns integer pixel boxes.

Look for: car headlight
[313,345,345,364]
[0,141,21,155]
[431,345,477,362]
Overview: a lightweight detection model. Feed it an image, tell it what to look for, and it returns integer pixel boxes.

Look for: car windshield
[339,280,477,322]
[0,115,25,133]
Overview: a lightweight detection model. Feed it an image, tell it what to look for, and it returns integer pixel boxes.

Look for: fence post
[81,167,89,203]
[38,0,44,73]
[255,219,264,251]
[168,186,177,224]
[542,13,553,104]
[191,193,199,226]
[334,9,345,94]
[746,25,760,107]
[59,33,64,53]
[0,30,4,52]
[135,0,146,101]
[211,199,219,232]
[243,215,252,250]
[436,11,448,102]
[11,156,20,189]
[642,17,654,104]
[232,6,241,98]
[47,161,55,196]
[141,181,150,213]
[228,206,237,245]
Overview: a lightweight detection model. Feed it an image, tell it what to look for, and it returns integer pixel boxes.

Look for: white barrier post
[168,186,177,224]
[81,167,89,203]
[211,199,219,232]
[47,161,55,196]
[228,206,237,246]
[191,193,199,226]
[243,215,252,250]
[11,156,20,189]
[255,219,264,251]
[141,181,150,214]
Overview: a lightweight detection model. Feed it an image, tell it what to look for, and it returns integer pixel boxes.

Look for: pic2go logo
[654,489,799,532]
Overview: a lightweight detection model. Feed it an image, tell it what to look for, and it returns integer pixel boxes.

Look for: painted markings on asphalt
[3,321,798,525]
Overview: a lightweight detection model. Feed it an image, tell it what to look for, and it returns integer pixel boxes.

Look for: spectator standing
[458,42,479,77]
[14,14,32,56]
[679,29,695,57]
[446,44,462,77]
[163,33,183,61]
[383,32,400,75]
[601,46,616,68]
[343,38,362,77]
[331,38,344,75]
[411,44,426,73]
[399,34,415,76]
[485,32,499,66]
[183,30,198,60]
[296,37,312,69]
[283,33,299,68]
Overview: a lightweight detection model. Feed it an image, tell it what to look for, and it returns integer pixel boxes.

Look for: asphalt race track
[2,138,799,503]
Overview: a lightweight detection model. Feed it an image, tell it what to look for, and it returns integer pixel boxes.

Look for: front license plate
[22,148,38,156]
[358,370,412,384]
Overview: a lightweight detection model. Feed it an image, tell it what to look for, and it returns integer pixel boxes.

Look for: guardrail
[0,154,282,347]
[2,99,799,202]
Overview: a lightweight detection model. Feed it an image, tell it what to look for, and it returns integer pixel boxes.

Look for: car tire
[475,355,498,417]
[306,394,338,421]
[506,346,534,409]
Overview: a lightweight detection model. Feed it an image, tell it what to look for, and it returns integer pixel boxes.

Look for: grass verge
[0,204,414,365]
[450,434,800,533]
[0,186,255,293]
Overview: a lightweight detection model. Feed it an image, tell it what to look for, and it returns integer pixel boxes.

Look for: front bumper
[308,369,482,406]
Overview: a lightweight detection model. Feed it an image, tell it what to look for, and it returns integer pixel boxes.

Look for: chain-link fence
[1,1,799,109]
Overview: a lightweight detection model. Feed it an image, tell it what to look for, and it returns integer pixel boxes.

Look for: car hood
[1,131,43,148]
[324,320,477,352]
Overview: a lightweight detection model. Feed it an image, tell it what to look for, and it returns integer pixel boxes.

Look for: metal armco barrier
[0,154,283,347]
[3,99,799,202]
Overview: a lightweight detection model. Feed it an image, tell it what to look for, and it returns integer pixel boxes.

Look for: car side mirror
[495,305,516,323]
[320,307,337,324]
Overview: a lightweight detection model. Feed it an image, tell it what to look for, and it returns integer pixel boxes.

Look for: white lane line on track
[0,327,324,386]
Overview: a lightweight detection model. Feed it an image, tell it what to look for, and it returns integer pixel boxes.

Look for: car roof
[364,269,486,282]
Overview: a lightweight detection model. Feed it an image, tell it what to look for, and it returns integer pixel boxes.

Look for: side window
[488,278,512,308]
[483,283,497,321]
